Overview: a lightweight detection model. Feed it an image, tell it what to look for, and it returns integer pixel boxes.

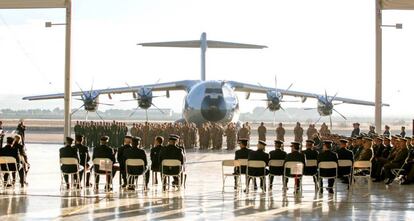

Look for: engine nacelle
[266,90,282,111]
[82,91,100,112]
[317,97,333,116]
[137,87,153,109]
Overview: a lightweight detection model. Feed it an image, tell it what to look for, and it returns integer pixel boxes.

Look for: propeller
[72,82,112,121]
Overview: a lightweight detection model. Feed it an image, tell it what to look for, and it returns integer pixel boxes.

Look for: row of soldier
[233,132,414,193]
[59,134,185,191]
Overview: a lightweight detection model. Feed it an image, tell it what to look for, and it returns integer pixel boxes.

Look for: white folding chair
[391,155,410,184]
[238,159,248,189]
[283,162,304,193]
[93,158,113,191]
[161,159,183,191]
[125,159,148,192]
[0,156,19,189]
[60,157,82,190]
[268,160,284,190]
[352,161,372,191]
[222,160,241,192]
[317,161,338,193]
[338,159,353,189]
[246,160,267,193]
[304,159,318,189]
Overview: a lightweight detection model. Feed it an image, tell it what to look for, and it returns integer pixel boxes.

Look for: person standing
[400,126,406,138]
[276,123,285,142]
[383,125,391,138]
[16,120,26,145]
[351,123,360,138]
[0,121,5,148]
[258,122,267,142]
[294,122,304,144]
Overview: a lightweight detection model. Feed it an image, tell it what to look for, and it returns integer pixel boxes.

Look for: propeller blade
[260,106,270,115]
[330,92,338,103]
[285,83,293,92]
[96,111,105,122]
[85,111,89,121]
[274,75,277,90]
[329,116,332,131]
[324,89,328,101]
[71,104,85,115]
[90,79,94,97]
[96,102,114,106]
[245,92,251,100]
[333,108,347,120]
[145,109,148,122]
[151,102,165,115]
[75,82,86,98]
[120,99,137,102]
[74,98,84,101]
[304,108,316,110]
[129,106,140,117]
[333,102,343,106]
[315,116,322,124]
[280,106,285,112]
[250,99,269,101]
[281,100,299,103]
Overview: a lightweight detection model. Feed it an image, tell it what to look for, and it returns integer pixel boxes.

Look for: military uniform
[258,125,267,142]
[92,142,115,187]
[117,143,132,186]
[59,144,80,186]
[269,148,287,186]
[276,126,285,142]
[303,148,319,175]
[336,147,354,177]
[247,149,269,188]
[123,145,149,188]
[317,149,338,190]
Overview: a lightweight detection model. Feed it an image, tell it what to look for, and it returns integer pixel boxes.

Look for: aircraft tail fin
[138,40,267,49]
[138,32,267,81]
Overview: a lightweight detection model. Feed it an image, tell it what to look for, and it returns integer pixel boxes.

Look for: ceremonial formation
[1,120,412,194]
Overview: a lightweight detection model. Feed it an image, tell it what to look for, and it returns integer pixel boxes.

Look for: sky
[0,0,413,119]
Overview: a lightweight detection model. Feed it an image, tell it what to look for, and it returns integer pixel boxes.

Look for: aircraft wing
[22,80,199,101]
[227,81,389,107]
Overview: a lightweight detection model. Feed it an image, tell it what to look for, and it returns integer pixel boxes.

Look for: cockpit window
[205,88,223,94]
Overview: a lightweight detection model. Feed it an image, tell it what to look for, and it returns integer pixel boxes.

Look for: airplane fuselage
[183,80,239,125]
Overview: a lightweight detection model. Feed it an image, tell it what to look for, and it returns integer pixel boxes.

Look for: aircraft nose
[201,95,227,122]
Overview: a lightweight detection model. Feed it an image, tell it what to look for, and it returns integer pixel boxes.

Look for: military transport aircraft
[23,32,387,125]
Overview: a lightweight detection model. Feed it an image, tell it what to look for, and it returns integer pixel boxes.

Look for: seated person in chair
[74,134,91,187]
[150,136,164,184]
[317,140,338,194]
[247,140,269,190]
[159,134,184,190]
[336,139,354,184]
[268,140,287,188]
[383,137,409,185]
[1,137,25,188]
[123,136,149,190]
[59,136,81,189]
[92,136,116,190]
[234,138,252,188]
[284,142,306,192]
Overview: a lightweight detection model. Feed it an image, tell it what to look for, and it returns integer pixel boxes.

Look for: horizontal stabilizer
[138,40,267,49]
